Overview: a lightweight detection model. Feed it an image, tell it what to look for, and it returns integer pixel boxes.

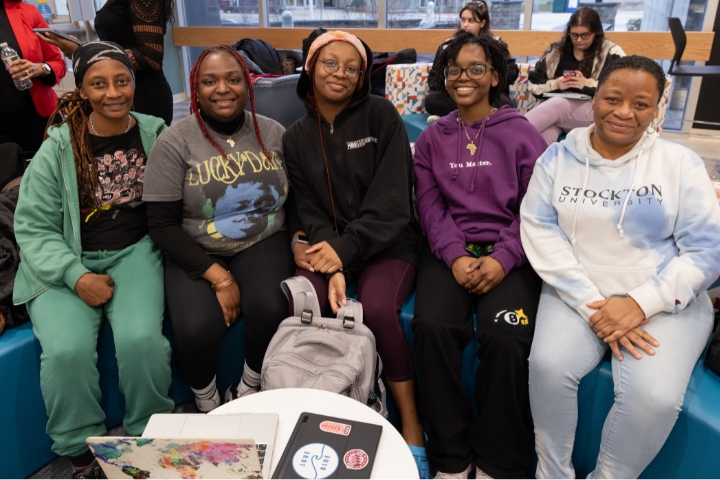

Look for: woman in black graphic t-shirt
[144,45,294,413]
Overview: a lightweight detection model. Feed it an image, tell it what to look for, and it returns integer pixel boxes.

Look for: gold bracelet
[212,271,235,292]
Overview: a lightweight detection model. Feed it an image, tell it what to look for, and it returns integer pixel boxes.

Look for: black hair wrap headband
[72,41,135,88]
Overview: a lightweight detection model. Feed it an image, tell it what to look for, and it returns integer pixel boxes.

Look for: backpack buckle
[343,316,355,329]
[301,309,313,324]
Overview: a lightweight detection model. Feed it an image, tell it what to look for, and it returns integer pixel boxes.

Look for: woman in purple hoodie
[411,32,548,479]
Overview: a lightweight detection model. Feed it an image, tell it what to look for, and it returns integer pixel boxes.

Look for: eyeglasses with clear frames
[317,60,361,78]
[444,63,494,81]
[569,32,594,40]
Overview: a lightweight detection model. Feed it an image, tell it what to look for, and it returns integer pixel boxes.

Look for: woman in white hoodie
[520,55,720,479]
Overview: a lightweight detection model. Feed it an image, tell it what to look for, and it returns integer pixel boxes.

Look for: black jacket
[283,39,421,278]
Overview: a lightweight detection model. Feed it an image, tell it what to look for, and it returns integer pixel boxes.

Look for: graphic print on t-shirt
[95,147,146,206]
[186,149,288,251]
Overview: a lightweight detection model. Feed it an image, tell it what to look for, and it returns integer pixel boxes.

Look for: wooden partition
[174,27,714,61]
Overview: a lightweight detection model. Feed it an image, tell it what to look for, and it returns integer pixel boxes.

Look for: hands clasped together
[293,239,346,314]
[587,297,660,361]
[451,255,506,295]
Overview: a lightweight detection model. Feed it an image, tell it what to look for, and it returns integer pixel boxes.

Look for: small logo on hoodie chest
[448,161,492,169]
[347,137,377,150]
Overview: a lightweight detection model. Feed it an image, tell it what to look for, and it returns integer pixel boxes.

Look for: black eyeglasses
[317,60,361,78]
[444,63,494,81]
[569,32,594,40]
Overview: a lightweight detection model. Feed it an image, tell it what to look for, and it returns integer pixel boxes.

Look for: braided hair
[45,91,103,210]
[189,45,271,163]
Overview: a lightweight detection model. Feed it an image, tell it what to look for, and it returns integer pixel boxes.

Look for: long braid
[46,91,102,209]
[307,55,340,237]
[190,45,272,164]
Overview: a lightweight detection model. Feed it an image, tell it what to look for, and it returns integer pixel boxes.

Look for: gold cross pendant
[466,143,477,155]
[227,137,235,148]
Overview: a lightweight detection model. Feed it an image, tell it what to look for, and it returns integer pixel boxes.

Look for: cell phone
[33,28,85,46]
[563,70,577,78]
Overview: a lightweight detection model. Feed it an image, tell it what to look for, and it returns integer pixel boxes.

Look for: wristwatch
[40,63,51,76]
[290,234,310,252]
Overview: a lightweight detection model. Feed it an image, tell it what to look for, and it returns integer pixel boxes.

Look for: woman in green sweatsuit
[13,42,173,479]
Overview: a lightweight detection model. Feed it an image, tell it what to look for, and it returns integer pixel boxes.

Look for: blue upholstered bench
[402,113,431,143]
[2,291,719,478]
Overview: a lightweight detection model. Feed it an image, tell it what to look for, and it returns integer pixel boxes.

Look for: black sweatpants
[165,230,294,389]
[411,244,541,478]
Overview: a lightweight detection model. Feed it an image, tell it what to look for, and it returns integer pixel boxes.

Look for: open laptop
[142,413,279,478]
[86,437,262,478]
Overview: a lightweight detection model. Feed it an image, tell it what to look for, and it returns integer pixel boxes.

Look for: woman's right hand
[451,256,475,286]
[215,282,241,327]
[293,241,314,271]
[75,273,114,307]
[203,263,241,327]
[36,32,79,58]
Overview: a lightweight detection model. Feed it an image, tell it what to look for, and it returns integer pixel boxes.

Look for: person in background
[521,56,720,479]
[283,31,429,478]
[144,45,294,413]
[525,6,625,145]
[425,0,519,123]
[1,0,65,154]
[13,41,173,479]
[412,32,547,479]
[39,0,175,125]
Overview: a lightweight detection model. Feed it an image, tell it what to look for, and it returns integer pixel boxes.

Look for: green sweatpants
[28,235,174,457]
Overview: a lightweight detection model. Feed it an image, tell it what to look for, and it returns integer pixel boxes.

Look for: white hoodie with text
[520,125,720,321]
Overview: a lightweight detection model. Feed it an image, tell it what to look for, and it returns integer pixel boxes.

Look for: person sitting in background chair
[425,0,518,123]
[525,7,625,145]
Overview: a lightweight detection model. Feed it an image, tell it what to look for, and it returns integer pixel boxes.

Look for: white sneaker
[427,115,441,125]
[225,378,259,403]
[194,388,220,413]
[475,467,493,479]
[434,464,472,479]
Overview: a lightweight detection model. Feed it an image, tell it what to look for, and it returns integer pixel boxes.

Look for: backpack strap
[281,276,321,324]
[337,299,363,329]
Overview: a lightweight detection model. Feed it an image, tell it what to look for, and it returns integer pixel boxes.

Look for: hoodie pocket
[585,264,657,298]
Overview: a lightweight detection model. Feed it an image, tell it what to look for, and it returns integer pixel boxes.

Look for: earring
[585,108,593,123]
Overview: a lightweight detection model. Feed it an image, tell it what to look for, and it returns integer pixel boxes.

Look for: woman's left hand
[7,59,44,82]
[463,256,506,294]
[588,297,647,342]
[306,241,343,274]
[328,272,347,314]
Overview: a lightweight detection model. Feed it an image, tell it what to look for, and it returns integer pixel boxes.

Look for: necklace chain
[205,121,244,148]
[460,108,496,155]
[89,113,132,136]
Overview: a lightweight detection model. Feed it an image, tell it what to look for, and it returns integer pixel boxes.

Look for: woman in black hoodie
[283,31,428,477]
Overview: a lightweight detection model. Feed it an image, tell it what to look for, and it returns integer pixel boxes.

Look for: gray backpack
[261,276,387,417]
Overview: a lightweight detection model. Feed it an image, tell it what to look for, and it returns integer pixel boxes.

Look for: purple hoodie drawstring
[453,117,461,181]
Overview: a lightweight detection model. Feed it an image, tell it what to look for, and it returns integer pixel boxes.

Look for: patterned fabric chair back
[510,63,539,115]
[385,63,432,115]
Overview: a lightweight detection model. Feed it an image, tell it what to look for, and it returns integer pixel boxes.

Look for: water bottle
[1,42,33,91]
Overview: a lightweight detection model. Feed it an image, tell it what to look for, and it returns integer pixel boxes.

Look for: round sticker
[292,443,339,479]
[344,449,369,470]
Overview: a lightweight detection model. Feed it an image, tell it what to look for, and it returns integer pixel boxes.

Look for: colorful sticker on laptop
[344,449,369,470]
[292,443,339,479]
[319,420,352,436]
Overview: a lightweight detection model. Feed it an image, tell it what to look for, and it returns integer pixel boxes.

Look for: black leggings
[165,230,295,389]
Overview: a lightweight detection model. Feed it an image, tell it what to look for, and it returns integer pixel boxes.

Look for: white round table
[211,388,419,479]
